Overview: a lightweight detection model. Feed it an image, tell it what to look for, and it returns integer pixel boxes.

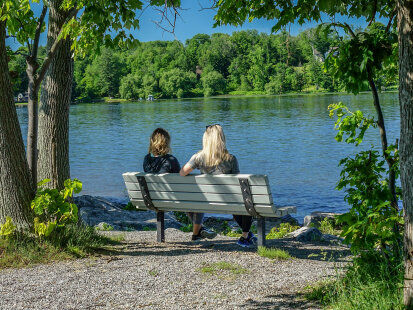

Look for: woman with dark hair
[180,124,257,248]
[143,128,180,174]
[143,128,216,241]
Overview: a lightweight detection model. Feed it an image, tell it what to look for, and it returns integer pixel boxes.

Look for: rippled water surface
[17,93,400,220]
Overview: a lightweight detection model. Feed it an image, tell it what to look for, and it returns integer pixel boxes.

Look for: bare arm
[180,163,194,176]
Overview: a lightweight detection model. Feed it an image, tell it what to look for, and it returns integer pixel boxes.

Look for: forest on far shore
[9,26,398,101]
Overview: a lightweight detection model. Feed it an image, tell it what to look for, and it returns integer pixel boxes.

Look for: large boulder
[304,211,342,228]
[286,226,323,242]
[74,195,182,231]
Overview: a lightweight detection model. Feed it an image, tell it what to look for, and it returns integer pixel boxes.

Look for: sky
[6,0,380,49]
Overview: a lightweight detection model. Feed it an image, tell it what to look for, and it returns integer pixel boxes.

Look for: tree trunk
[38,0,73,189]
[398,0,413,307]
[26,59,40,189]
[0,21,34,229]
[367,77,397,208]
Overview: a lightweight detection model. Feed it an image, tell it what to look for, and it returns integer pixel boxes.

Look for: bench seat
[123,172,297,246]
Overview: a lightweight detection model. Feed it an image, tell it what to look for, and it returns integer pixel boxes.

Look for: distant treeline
[9,28,398,100]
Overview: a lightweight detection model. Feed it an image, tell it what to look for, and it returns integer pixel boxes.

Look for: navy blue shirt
[143,154,181,173]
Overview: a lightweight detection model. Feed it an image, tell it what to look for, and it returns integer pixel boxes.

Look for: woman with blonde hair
[180,124,257,247]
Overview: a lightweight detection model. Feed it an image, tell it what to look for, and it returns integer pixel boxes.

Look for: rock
[74,195,182,231]
[322,234,345,245]
[266,214,300,226]
[304,211,342,228]
[286,226,323,242]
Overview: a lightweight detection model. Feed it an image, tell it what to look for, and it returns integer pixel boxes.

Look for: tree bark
[398,0,413,307]
[0,21,34,229]
[26,58,41,189]
[38,0,74,189]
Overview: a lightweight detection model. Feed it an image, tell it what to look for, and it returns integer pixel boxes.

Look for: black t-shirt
[143,154,181,173]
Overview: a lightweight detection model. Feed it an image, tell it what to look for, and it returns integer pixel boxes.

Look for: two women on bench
[143,128,217,241]
[144,125,257,248]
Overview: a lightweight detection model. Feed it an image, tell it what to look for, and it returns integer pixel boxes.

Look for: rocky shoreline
[75,195,344,245]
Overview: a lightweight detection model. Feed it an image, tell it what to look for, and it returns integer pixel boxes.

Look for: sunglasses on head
[206,124,220,129]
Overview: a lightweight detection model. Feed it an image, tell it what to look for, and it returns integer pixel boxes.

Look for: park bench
[122,172,297,246]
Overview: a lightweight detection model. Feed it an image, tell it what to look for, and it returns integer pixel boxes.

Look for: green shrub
[313,217,341,235]
[266,223,300,239]
[304,252,403,309]
[0,217,16,239]
[31,178,82,237]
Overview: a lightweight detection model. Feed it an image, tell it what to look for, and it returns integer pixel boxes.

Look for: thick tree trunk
[398,0,413,307]
[0,21,33,229]
[38,0,73,189]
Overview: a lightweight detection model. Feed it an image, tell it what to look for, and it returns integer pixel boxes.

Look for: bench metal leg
[257,217,266,247]
[157,211,165,242]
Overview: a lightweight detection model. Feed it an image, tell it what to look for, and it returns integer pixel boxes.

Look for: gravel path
[0,229,350,310]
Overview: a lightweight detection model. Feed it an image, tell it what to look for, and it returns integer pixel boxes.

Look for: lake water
[16,92,400,221]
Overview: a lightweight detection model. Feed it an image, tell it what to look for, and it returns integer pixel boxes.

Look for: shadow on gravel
[104,237,351,264]
[241,292,319,310]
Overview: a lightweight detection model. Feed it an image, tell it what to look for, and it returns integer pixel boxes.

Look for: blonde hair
[148,128,171,156]
[199,124,231,166]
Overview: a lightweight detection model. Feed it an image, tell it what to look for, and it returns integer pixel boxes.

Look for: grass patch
[95,223,114,231]
[317,217,341,236]
[0,224,113,269]
[304,253,403,309]
[199,261,248,279]
[257,246,292,260]
[106,233,126,242]
[266,222,300,239]
[143,226,156,231]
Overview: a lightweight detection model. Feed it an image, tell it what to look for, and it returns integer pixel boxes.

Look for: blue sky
[6,0,378,49]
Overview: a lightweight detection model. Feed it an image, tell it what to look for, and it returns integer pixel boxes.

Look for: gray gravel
[0,229,350,310]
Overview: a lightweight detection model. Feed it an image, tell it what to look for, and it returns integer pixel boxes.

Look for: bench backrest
[123,172,295,217]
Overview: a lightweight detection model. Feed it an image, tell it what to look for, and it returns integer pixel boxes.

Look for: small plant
[179,223,193,233]
[122,202,136,211]
[149,269,159,277]
[96,223,114,231]
[173,211,191,225]
[220,221,241,237]
[143,226,156,231]
[0,217,16,239]
[31,178,82,237]
[318,217,341,235]
[266,222,300,239]
[257,246,291,260]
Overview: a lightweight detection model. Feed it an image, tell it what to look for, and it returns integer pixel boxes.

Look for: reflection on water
[16,92,400,221]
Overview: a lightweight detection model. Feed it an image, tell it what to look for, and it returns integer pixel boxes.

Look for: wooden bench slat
[124,181,271,195]
[123,172,269,186]
[127,190,273,204]
[130,199,296,217]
